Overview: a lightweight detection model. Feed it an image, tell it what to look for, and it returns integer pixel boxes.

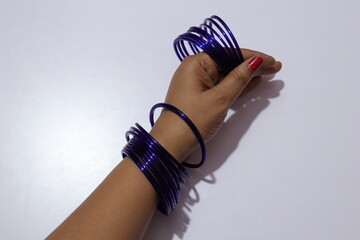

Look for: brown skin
[46,49,282,240]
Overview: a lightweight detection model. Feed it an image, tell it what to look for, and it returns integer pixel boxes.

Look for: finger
[255,61,282,76]
[209,56,264,105]
[241,48,278,68]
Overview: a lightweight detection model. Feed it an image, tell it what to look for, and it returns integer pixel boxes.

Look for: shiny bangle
[122,102,205,215]
[122,122,189,215]
[149,103,206,168]
[174,15,244,75]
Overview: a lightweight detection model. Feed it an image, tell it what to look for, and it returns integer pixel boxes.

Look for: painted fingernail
[248,56,264,72]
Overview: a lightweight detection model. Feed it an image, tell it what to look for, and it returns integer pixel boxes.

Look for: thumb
[211,56,264,105]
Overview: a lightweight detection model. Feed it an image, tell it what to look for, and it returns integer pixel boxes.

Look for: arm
[46,49,282,240]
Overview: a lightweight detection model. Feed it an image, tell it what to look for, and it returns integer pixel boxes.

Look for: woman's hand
[150,49,282,162]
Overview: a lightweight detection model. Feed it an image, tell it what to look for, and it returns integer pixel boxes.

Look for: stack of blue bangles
[122,15,245,215]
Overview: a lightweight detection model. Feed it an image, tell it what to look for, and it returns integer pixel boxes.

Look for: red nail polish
[248,56,264,72]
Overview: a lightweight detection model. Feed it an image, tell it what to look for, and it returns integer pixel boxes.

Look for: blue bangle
[122,122,189,215]
[149,103,206,168]
[122,103,205,215]
[174,15,244,75]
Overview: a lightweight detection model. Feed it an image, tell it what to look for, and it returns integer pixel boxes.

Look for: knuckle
[182,55,195,64]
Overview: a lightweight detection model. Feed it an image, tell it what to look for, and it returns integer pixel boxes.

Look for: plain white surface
[1,0,360,239]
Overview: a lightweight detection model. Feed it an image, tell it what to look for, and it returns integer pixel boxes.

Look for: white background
[1,0,360,239]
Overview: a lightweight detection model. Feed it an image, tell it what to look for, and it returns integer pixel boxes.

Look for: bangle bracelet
[149,103,206,168]
[174,15,244,75]
[122,122,189,215]
[122,103,205,215]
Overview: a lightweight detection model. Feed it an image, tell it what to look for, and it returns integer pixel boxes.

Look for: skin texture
[46,49,282,240]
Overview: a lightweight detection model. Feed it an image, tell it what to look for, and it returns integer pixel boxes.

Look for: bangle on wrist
[149,103,206,168]
[122,103,206,215]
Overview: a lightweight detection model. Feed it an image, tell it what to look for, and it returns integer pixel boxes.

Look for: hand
[150,49,282,162]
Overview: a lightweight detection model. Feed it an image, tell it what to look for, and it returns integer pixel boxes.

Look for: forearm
[46,112,193,240]
[46,157,158,240]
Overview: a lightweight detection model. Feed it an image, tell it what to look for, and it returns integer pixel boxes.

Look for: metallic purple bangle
[122,122,189,215]
[122,102,205,215]
[149,103,206,169]
[174,15,245,75]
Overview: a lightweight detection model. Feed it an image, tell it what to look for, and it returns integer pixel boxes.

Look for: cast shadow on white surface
[142,76,285,240]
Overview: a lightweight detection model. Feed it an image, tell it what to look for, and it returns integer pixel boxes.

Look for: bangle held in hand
[174,15,244,75]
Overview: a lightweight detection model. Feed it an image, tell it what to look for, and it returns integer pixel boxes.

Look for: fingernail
[248,56,264,72]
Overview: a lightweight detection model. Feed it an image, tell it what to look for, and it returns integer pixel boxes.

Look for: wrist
[149,110,197,163]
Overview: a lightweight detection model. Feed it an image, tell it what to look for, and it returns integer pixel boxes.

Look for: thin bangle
[122,122,189,215]
[173,15,244,75]
[149,103,206,168]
